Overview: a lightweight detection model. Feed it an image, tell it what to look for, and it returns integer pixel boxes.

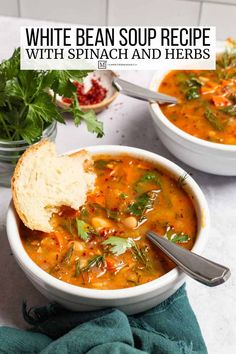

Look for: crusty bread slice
[11,140,95,232]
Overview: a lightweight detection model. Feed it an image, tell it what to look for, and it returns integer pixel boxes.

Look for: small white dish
[149,43,236,176]
[6,145,210,314]
[56,70,119,113]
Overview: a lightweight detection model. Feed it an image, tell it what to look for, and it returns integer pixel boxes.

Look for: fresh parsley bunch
[0,48,103,143]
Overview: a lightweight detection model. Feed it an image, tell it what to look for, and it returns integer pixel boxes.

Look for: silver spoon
[147,231,231,287]
[113,77,178,104]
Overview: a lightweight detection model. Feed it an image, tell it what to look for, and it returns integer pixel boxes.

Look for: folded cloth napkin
[0,285,207,354]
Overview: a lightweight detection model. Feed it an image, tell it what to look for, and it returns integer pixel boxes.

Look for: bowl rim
[149,42,236,152]
[6,145,210,300]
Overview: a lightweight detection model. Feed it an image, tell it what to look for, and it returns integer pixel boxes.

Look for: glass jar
[0,122,57,188]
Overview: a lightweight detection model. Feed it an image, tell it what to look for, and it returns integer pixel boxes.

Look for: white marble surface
[0,16,236,354]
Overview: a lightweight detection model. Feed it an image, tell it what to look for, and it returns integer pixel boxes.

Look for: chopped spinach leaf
[220,105,236,116]
[127,190,159,217]
[165,226,190,244]
[61,219,74,237]
[106,209,120,221]
[89,203,120,221]
[170,233,190,243]
[205,107,225,131]
[134,171,161,193]
[177,73,202,101]
[120,193,128,199]
[75,259,81,277]
[94,159,110,170]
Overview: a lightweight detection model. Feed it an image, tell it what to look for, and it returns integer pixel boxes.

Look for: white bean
[122,216,138,229]
[92,217,112,230]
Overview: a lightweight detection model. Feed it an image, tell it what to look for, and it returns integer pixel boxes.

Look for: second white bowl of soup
[149,43,236,175]
[7,145,210,314]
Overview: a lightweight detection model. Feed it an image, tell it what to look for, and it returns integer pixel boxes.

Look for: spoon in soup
[113,77,178,104]
[147,231,231,287]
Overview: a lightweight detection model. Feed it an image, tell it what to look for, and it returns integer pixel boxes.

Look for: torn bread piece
[12,140,95,232]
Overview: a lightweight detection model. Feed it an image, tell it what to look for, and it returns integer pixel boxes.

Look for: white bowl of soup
[149,43,236,175]
[7,145,210,314]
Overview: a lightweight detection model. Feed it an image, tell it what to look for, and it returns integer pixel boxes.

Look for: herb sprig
[103,236,150,268]
[0,48,103,143]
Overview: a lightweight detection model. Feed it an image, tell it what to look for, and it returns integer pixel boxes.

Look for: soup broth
[20,154,197,289]
[159,51,236,144]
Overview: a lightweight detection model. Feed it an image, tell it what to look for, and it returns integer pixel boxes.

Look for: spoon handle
[147,231,231,287]
[113,77,178,104]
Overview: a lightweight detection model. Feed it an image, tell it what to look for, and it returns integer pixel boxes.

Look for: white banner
[20,26,216,70]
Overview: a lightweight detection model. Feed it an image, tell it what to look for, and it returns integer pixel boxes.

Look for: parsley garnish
[75,218,95,241]
[0,48,103,143]
[103,236,150,268]
[103,236,133,256]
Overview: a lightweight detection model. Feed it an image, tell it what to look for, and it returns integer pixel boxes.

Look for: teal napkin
[0,285,207,354]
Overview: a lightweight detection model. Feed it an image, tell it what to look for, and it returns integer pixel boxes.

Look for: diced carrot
[87,192,105,206]
[212,95,231,107]
[207,81,219,89]
[106,257,117,272]
[53,232,65,249]
[201,86,217,95]
[222,80,234,87]
[201,81,219,95]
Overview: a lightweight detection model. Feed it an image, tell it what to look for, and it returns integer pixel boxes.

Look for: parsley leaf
[103,237,150,268]
[0,49,104,143]
[76,218,95,241]
[103,236,133,256]
[72,93,103,137]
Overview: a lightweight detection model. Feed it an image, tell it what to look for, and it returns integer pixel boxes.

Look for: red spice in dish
[62,79,107,106]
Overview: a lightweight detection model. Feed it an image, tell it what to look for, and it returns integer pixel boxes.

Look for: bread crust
[11,140,94,231]
[11,140,50,230]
